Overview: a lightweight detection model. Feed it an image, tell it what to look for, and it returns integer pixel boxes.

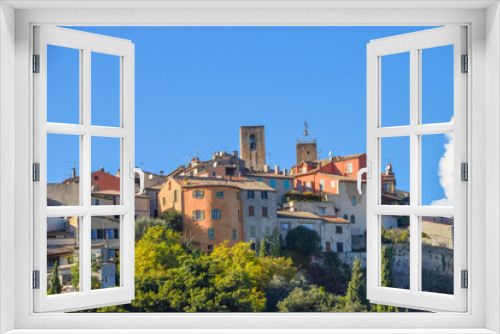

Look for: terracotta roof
[243,173,294,179]
[322,216,351,224]
[277,211,323,220]
[319,152,365,163]
[237,181,276,191]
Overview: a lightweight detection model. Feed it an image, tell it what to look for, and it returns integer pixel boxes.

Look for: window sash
[366,25,468,312]
[33,25,135,313]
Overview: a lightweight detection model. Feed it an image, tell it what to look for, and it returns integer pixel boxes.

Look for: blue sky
[47,26,454,205]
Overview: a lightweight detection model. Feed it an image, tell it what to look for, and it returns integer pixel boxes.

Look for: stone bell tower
[296,122,317,164]
[239,126,266,171]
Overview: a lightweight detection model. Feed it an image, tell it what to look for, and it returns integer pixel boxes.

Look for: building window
[318,207,326,215]
[109,250,116,259]
[192,190,204,199]
[91,230,97,239]
[211,209,221,220]
[302,166,307,173]
[168,182,172,191]
[270,179,276,188]
[281,222,291,231]
[343,214,348,220]
[284,180,290,189]
[337,242,344,252]
[93,198,101,205]
[162,197,166,206]
[256,178,263,182]
[207,245,214,253]
[336,226,343,234]
[105,229,115,239]
[232,228,237,239]
[265,226,271,236]
[192,210,205,220]
[306,182,312,192]
[351,196,356,206]
[215,191,224,198]
[247,190,255,199]
[262,207,268,217]
[212,171,216,177]
[261,191,268,199]
[248,206,255,217]
[347,162,353,174]
[319,179,325,191]
[208,228,215,239]
[173,189,178,202]
[249,134,256,150]
[250,226,256,238]
[331,180,336,188]
[250,243,256,251]
[94,175,99,180]
[350,214,356,223]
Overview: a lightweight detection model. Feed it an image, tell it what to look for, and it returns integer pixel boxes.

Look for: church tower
[296,122,317,164]
[240,126,266,171]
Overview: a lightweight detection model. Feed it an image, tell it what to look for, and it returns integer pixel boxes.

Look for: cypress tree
[381,245,392,287]
[49,260,62,295]
[260,236,268,257]
[345,257,366,308]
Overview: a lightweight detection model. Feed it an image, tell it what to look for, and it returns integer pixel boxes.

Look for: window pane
[421,133,454,206]
[91,216,121,290]
[91,52,121,127]
[47,216,80,294]
[91,137,121,205]
[381,215,410,290]
[421,45,454,124]
[47,133,79,206]
[381,52,410,127]
[421,216,454,295]
[47,45,80,124]
[381,136,410,205]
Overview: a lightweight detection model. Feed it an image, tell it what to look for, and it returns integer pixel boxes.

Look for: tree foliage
[96,226,296,312]
[285,225,321,259]
[135,210,183,242]
[344,257,367,310]
[277,285,343,312]
[48,261,62,295]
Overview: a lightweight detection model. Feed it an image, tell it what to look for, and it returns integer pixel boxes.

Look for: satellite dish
[149,174,154,180]
[328,151,332,157]
[213,162,218,168]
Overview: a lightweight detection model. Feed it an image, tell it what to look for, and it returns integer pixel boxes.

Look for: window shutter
[192,211,196,220]
[201,210,205,220]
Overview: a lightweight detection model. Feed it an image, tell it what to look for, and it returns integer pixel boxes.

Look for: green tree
[135,210,183,242]
[260,236,268,257]
[277,285,342,312]
[285,225,321,259]
[266,272,308,312]
[371,246,399,312]
[344,257,367,310]
[48,261,62,295]
[93,226,296,313]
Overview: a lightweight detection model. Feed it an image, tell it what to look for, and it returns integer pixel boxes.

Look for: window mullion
[409,47,420,294]
[81,47,92,293]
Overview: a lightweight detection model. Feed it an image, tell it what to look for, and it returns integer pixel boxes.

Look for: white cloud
[430,118,454,206]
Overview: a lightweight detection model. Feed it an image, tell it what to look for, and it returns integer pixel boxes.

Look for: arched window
[343,214,348,220]
[250,134,256,150]
[350,214,355,223]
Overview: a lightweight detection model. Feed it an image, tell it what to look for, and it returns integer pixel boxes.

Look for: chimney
[72,168,76,179]
[283,168,288,176]
[274,165,280,175]
[233,150,238,158]
[263,165,269,173]
[228,176,232,181]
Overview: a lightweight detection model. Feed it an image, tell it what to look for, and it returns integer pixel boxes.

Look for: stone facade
[240,125,266,171]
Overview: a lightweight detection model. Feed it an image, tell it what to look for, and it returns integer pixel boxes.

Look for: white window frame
[1,2,498,333]
[366,25,467,313]
[32,26,136,313]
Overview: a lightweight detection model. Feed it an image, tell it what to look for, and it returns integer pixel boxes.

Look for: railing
[297,137,316,144]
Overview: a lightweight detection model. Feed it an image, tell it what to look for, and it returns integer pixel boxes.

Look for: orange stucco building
[158,176,244,252]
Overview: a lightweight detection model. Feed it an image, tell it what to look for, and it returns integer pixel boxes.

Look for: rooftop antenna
[268,152,273,166]
[318,149,323,161]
